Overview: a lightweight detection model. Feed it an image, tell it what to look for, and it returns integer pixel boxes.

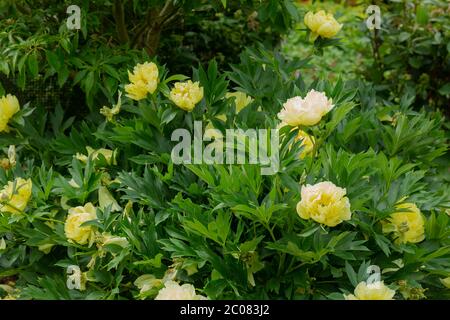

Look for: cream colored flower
[98,186,121,212]
[38,243,55,254]
[155,280,207,300]
[7,145,16,167]
[296,181,351,227]
[0,284,17,300]
[277,96,304,126]
[226,91,253,113]
[345,281,396,300]
[440,277,450,289]
[169,80,204,111]
[125,62,159,100]
[295,130,314,159]
[0,158,10,170]
[76,147,116,165]
[0,94,20,132]
[99,232,129,248]
[100,91,122,121]
[277,90,333,126]
[382,203,425,244]
[134,275,163,295]
[304,10,342,39]
[125,82,150,101]
[0,178,32,214]
[64,203,97,246]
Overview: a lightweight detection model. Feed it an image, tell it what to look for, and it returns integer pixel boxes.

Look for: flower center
[398,221,409,233]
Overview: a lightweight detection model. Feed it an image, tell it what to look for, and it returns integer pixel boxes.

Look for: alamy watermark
[66,5,81,30]
[170,121,279,175]
[366,5,382,30]
[366,264,381,286]
[66,265,82,290]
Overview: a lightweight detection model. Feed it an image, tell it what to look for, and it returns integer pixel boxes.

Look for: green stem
[264,222,276,242]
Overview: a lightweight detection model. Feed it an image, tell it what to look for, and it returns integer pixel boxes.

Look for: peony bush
[0,1,449,301]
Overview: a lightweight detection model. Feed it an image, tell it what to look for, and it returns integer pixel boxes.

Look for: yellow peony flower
[125,82,150,101]
[125,62,159,100]
[304,10,342,39]
[0,178,32,214]
[134,274,163,295]
[0,94,20,132]
[225,91,253,113]
[277,90,334,127]
[345,281,396,300]
[296,181,351,227]
[155,280,207,300]
[98,186,121,212]
[100,91,122,122]
[382,203,425,244]
[440,277,450,289]
[99,232,129,248]
[64,202,98,246]
[76,146,116,165]
[38,243,55,254]
[295,130,314,159]
[169,80,204,112]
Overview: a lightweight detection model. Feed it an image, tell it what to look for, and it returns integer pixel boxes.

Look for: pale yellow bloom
[169,80,204,111]
[0,237,5,250]
[125,62,159,100]
[440,277,450,289]
[382,203,425,244]
[38,243,55,254]
[0,284,17,300]
[68,179,80,189]
[99,232,129,248]
[226,91,253,113]
[125,82,149,101]
[277,90,333,126]
[155,280,207,300]
[345,281,396,300]
[64,203,97,246]
[98,186,121,212]
[296,181,351,227]
[100,91,122,121]
[295,130,314,159]
[304,10,342,39]
[76,147,116,165]
[0,94,20,132]
[134,275,163,295]
[7,145,16,167]
[0,178,32,214]
[0,158,10,170]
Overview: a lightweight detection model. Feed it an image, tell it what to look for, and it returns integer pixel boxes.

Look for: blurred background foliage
[284,0,450,117]
[0,0,297,113]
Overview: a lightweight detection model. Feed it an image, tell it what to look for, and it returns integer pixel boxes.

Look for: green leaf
[374,234,391,257]
[46,50,61,71]
[85,71,95,96]
[438,83,450,96]
[103,64,121,80]
[27,52,39,78]
[345,261,358,287]
[58,66,69,87]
